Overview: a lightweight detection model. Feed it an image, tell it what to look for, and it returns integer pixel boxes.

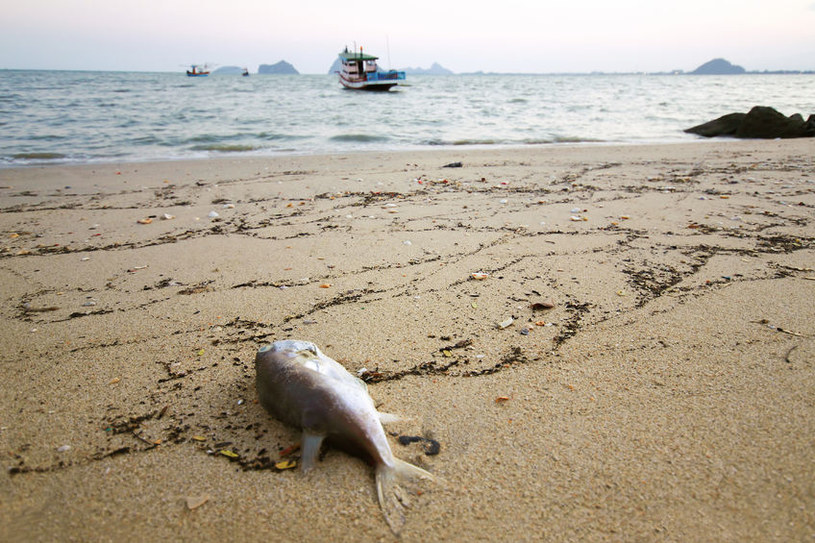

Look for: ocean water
[1,69,813,166]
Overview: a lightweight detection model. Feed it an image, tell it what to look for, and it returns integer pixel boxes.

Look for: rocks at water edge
[685,106,815,139]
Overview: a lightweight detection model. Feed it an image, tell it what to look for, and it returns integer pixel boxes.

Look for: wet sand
[1,140,813,541]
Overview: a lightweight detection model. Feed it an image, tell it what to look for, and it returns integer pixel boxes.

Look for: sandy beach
[1,140,813,541]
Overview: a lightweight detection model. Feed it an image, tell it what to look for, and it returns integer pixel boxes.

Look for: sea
[1,70,813,167]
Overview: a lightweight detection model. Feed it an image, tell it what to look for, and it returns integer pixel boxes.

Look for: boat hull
[339,76,398,91]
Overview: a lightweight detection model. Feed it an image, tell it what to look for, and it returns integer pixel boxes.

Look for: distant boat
[242,68,249,77]
[337,47,405,91]
[186,64,210,77]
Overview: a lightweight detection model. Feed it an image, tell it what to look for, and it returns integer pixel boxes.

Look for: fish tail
[375,459,435,534]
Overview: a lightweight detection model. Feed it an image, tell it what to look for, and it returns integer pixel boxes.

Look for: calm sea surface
[1,70,813,166]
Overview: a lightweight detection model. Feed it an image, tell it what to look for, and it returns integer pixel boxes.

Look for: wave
[450,138,500,146]
[329,134,390,143]
[190,143,260,152]
[12,152,67,160]
[549,136,606,144]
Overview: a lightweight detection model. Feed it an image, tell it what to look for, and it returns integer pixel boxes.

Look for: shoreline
[0,138,774,185]
[1,139,813,541]
[2,138,706,171]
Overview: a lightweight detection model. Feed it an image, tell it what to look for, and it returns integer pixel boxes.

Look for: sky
[2,0,814,74]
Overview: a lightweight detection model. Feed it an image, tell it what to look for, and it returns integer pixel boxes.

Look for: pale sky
[2,0,814,73]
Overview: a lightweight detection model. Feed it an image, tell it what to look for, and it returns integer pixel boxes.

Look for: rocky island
[258,61,299,75]
[690,58,746,75]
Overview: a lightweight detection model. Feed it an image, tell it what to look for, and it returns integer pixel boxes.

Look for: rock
[685,107,814,139]
[684,113,745,137]
[737,106,814,138]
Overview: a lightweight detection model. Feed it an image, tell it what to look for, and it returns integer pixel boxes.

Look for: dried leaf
[275,459,297,470]
[279,443,301,457]
[530,300,555,310]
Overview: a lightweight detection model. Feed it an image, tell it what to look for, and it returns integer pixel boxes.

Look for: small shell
[497,317,514,329]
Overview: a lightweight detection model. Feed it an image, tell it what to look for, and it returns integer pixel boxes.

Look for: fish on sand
[255,339,436,533]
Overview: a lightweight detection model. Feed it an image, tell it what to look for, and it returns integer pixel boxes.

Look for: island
[212,66,247,75]
[402,62,453,75]
[258,61,299,75]
[690,58,746,75]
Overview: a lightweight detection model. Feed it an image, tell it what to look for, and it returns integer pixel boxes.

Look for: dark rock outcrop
[691,58,746,75]
[258,61,299,75]
[685,112,746,137]
[685,107,815,139]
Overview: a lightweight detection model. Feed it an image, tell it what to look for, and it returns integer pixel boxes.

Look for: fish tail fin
[375,459,436,534]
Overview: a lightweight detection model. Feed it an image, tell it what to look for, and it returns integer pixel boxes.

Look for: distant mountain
[327,57,342,75]
[258,61,299,75]
[402,62,453,75]
[327,57,453,75]
[691,58,746,75]
[213,66,246,75]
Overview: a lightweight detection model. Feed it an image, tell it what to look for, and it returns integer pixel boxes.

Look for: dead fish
[255,339,435,533]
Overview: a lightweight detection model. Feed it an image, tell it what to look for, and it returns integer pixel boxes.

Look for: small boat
[337,47,405,91]
[186,64,210,77]
[242,68,250,77]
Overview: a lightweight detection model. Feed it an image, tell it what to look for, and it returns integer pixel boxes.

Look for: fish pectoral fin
[300,430,325,473]
[377,412,404,425]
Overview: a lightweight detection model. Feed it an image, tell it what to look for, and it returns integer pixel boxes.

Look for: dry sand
[1,140,813,542]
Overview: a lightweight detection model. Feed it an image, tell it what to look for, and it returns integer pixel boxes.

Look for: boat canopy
[339,50,379,62]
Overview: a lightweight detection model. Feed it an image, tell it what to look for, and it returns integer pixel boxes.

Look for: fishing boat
[337,47,405,91]
[186,64,210,77]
